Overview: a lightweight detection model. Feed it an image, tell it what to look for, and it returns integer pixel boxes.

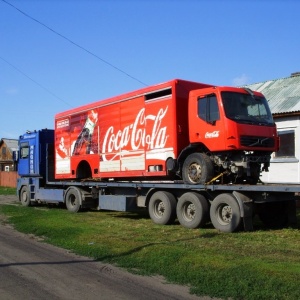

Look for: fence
[0,171,18,188]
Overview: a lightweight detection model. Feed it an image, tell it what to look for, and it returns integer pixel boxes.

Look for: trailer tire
[210,193,241,233]
[182,153,213,184]
[177,192,209,229]
[65,187,82,213]
[20,186,31,207]
[148,191,176,225]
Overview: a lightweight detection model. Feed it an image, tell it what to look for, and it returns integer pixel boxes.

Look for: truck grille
[240,136,275,148]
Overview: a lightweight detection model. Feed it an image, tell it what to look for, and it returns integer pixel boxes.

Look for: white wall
[261,116,300,183]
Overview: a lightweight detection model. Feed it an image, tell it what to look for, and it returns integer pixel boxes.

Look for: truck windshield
[221,91,274,125]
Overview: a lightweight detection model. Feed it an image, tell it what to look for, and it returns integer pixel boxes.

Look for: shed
[245,72,300,183]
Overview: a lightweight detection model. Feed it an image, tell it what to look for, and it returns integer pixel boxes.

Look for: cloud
[232,74,250,86]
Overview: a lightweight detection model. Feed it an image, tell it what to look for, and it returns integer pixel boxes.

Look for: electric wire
[0,56,73,108]
[1,0,148,87]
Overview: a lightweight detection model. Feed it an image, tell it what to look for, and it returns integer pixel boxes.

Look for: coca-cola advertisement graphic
[55,103,175,176]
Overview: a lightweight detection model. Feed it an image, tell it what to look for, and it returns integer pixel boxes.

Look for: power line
[0,56,73,108]
[1,0,148,87]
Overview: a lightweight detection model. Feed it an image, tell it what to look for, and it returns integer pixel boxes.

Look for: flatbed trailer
[15,125,296,233]
[17,175,298,233]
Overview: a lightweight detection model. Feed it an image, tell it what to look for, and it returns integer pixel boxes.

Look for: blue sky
[1,0,299,139]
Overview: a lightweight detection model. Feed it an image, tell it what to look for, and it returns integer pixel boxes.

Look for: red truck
[55,79,278,184]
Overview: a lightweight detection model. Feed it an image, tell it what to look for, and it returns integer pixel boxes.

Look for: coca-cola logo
[205,131,220,138]
[102,107,169,161]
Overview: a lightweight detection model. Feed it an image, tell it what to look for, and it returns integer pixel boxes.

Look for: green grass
[0,186,16,195]
[0,203,299,300]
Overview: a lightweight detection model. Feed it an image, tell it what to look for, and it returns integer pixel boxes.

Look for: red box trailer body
[55,79,278,184]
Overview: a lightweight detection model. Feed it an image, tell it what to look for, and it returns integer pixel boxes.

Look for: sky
[1,0,299,139]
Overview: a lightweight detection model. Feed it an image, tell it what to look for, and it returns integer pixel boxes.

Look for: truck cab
[18,129,54,179]
[184,86,279,184]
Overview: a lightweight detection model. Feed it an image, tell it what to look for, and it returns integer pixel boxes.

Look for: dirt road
[0,195,207,300]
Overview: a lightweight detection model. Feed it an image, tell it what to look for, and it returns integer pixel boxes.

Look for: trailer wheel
[65,187,82,213]
[148,191,176,225]
[176,192,209,229]
[210,193,241,233]
[182,153,214,184]
[20,186,31,207]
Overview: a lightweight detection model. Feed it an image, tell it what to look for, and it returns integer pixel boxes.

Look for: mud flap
[232,191,253,231]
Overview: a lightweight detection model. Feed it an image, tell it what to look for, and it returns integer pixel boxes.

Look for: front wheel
[182,153,214,184]
[176,192,209,229]
[210,193,241,233]
[148,191,177,225]
[19,186,31,207]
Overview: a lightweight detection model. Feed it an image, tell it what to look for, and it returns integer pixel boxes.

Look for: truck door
[189,93,226,151]
[18,139,37,176]
[18,141,30,175]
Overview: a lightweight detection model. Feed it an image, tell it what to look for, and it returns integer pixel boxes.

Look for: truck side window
[20,142,29,159]
[198,95,220,123]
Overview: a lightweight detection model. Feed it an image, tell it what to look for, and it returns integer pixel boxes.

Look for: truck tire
[20,186,31,207]
[148,191,176,225]
[176,192,209,229]
[210,193,241,233]
[182,153,214,184]
[65,187,82,213]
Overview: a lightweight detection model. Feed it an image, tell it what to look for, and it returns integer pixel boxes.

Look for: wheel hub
[155,201,165,217]
[188,163,201,182]
[184,203,196,220]
[221,205,232,223]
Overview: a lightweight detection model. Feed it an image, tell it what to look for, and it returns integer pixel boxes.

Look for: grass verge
[0,202,299,300]
[0,186,16,195]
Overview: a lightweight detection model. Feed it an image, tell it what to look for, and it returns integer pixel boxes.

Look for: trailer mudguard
[232,191,254,231]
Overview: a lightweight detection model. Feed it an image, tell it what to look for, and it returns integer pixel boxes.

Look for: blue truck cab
[18,129,54,177]
[17,129,60,206]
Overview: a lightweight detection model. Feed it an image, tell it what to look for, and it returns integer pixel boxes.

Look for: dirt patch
[0,194,19,205]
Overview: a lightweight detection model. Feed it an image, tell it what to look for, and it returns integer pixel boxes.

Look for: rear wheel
[65,187,82,213]
[182,153,214,184]
[210,193,241,233]
[20,186,31,207]
[176,192,209,229]
[148,191,176,225]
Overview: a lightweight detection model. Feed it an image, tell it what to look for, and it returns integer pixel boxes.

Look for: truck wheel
[65,187,82,213]
[20,186,31,207]
[176,192,209,229]
[148,191,176,225]
[182,153,214,184]
[210,193,241,233]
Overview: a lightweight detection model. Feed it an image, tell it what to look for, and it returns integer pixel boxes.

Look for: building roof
[0,138,18,153]
[245,73,300,115]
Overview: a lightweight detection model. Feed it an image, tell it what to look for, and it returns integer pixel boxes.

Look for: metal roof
[245,74,300,115]
[0,139,18,153]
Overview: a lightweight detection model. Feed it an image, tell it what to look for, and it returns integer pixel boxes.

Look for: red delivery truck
[55,79,278,184]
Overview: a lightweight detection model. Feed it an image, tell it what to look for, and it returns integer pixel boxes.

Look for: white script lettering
[205,131,220,138]
[102,107,169,161]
